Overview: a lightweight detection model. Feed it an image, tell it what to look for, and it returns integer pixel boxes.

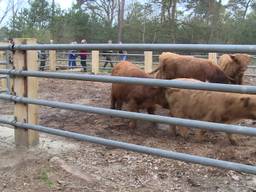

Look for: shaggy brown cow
[219,53,251,84]
[165,78,256,145]
[111,61,168,128]
[151,52,232,83]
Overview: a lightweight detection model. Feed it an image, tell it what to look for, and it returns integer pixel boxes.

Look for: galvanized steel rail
[0,61,7,65]
[0,44,256,53]
[0,118,255,174]
[0,69,256,94]
[0,93,256,136]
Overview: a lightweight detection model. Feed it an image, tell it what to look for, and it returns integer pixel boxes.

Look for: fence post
[0,43,8,91]
[92,50,99,74]
[208,52,218,65]
[13,38,39,147]
[144,51,153,73]
[0,51,6,91]
[49,50,56,71]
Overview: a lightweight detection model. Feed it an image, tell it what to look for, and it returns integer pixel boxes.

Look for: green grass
[39,169,54,188]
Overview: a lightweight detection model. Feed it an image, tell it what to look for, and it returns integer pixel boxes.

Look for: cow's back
[159,52,229,83]
[166,88,227,121]
[112,61,147,78]
[160,55,210,81]
[111,61,149,103]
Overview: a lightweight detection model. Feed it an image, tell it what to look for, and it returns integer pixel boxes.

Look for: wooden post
[208,53,218,65]
[0,54,6,91]
[91,50,99,74]
[0,42,8,91]
[13,38,39,147]
[49,50,56,71]
[144,51,153,73]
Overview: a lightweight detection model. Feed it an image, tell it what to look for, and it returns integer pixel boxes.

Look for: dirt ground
[0,74,256,192]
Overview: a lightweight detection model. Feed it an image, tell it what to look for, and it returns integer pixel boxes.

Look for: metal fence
[1,43,256,175]
[34,44,256,74]
[1,43,256,52]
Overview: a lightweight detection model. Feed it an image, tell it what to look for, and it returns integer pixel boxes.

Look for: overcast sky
[0,0,230,27]
[0,0,75,10]
[54,0,75,9]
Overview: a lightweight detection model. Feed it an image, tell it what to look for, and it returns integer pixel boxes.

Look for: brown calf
[165,78,256,145]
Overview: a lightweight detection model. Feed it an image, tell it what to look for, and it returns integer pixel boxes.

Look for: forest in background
[0,0,255,44]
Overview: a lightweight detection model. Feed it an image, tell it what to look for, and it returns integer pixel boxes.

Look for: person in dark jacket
[80,39,88,72]
[39,49,47,71]
[103,40,113,68]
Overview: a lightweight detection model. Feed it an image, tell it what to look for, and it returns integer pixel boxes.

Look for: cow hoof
[169,127,177,137]
[229,139,238,146]
[178,127,189,139]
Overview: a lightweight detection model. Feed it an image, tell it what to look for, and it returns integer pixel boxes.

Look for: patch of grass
[39,169,54,188]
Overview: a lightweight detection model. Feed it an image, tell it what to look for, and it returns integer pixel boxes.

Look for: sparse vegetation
[39,168,54,188]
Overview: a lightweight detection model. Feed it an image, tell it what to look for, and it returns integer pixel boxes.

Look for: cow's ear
[229,54,239,64]
[241,97,250,107]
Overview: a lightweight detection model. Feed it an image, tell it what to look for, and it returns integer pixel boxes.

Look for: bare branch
[0,1,12,25]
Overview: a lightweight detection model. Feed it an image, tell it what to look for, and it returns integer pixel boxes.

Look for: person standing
[39,49,47,71]
[80,39,88,72]
[103,40,113,68]
[118,41,128,61]
[68,41,77,69]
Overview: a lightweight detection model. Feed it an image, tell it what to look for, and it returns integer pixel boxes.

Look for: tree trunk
[171,0,176,43]
[117,0,125,43]
[160,0,165,23]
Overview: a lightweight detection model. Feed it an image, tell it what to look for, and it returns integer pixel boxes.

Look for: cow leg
[177,126,189,139]
[169,125,177,137]
[111,94,116,109]
[168,112,177,137]
[116,101,123,110]
[128,100,139,129]
[222,120,238,145]
[195,129,207,143]
[147,106,155,114]
[147,106,158,128]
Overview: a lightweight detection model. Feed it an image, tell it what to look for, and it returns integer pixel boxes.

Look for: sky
[54,0,75,10]
[0,0,75,26]
[0,0,75,12]
[0,0,230,11]
[0,0,231,27]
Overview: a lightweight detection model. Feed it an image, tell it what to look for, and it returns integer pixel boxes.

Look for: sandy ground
[0,75,256,191]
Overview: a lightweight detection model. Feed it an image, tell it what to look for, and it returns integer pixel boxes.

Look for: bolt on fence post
[13,38,39,147]
[144,51,153,73]
[208,52,218,65]
[92,50,99,74]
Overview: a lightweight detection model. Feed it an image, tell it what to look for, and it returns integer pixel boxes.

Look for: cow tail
[149,55,166,75]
